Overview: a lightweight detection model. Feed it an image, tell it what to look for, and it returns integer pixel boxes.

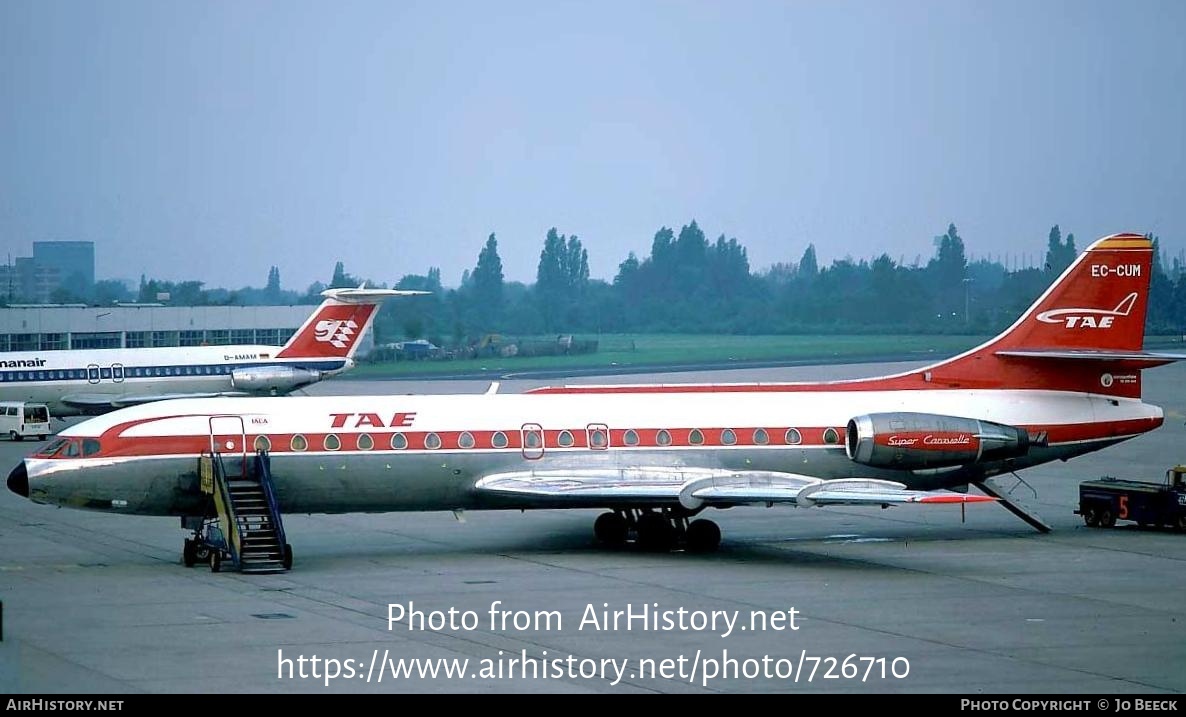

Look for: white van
[0,401,51,441]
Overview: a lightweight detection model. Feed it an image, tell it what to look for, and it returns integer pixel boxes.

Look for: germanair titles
[0,357,47,368]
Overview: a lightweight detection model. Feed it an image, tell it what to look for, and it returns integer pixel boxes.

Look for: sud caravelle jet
[0,285,424,417]
[7,234,1185,558]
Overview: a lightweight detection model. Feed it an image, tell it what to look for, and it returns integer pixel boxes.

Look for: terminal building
[0,303,376,354]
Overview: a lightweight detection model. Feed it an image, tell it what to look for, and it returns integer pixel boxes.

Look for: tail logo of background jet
[1036,292,1138,329]
[314,319,359,348]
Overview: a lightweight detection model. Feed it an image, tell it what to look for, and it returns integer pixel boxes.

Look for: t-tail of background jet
[275,284,428,362]
[898,233,1183,399]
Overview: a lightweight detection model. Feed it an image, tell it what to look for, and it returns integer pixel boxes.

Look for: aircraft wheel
[183,539,197,567]
[593,512,628,547]
[685,519,722,553]
[1083,508,1100,527]
[1099,507,1116,528]
[283,543,294,570]
[636,512,675,552]
[210,550,222,573]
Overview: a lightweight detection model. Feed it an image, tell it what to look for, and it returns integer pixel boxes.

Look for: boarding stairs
[197,449,292,573]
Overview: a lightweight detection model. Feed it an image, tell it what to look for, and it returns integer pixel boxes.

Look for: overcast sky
[2,1,1184,290]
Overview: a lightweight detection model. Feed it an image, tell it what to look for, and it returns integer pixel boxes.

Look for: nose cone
[7,461,29,497]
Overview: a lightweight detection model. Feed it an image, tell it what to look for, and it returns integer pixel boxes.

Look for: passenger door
[521,423,544,460]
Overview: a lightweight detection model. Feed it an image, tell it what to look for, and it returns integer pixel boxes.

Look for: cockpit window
[39,438,69,457]
[63,441,81,458]
[82,438,101,456]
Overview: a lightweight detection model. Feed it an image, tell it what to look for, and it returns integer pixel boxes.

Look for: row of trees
[378,223,1186,345]
[46,223,1186,346]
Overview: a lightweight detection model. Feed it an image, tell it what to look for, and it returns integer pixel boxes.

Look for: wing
[474,467,993,510]
[61,391,249,410]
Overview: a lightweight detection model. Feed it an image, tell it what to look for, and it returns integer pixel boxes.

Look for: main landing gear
[593,509,722,553]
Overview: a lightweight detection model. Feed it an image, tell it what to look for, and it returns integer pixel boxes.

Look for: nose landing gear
[593,508,722,553]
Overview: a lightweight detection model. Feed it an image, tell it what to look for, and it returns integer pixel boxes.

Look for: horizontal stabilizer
[996,348,1186,366]
[321,284,429,304]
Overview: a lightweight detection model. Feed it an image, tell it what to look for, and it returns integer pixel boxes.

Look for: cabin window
[785,428,802,445]
[324,434,341,451]
[623,429,639,446]
[753,428,769,445]
[390,433,408,450]
[721,428,737,446]
[424,432,441,450]
[254,435,272,452]
[588,427,608,448]
[458,431,475,449]
[491,431,508,449]
[557,430,574,447]
[290,435,308,452]
[823,427,840,445]
[357,433,374,451]
[656,429,672,447]
[689,429,704,445]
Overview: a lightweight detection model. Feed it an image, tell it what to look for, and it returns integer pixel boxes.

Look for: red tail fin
[922,233,1155,397]
[276,286,424,359]
[994,233,1150,353]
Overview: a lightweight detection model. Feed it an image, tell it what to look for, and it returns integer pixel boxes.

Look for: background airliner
[0,285,422,416]
[8,234,1184,558]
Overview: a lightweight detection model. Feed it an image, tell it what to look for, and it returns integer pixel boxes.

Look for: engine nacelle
[845,412,1029,470]
[231,365,321,394]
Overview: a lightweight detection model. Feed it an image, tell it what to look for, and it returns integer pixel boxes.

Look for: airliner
[8,234,1183,557]
[0,285,423,416]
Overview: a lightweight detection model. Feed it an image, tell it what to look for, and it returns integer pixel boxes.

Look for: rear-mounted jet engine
[845,412,1030,469]
[231,366,321,395]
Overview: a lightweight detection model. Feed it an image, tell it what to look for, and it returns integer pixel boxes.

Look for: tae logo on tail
[314,319,359,348]
[1035,292,1137,329]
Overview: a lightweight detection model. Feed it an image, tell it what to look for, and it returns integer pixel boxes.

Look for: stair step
[212,452,288,572]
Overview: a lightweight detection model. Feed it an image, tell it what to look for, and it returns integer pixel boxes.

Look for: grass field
[349,333,991,378]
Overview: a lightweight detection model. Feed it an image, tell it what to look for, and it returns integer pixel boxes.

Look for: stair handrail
[208,450,243,568]
[254,450,287,557]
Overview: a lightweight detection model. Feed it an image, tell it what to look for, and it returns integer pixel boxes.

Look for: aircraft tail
[276,285,428,360]
[922,233,1182,398]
